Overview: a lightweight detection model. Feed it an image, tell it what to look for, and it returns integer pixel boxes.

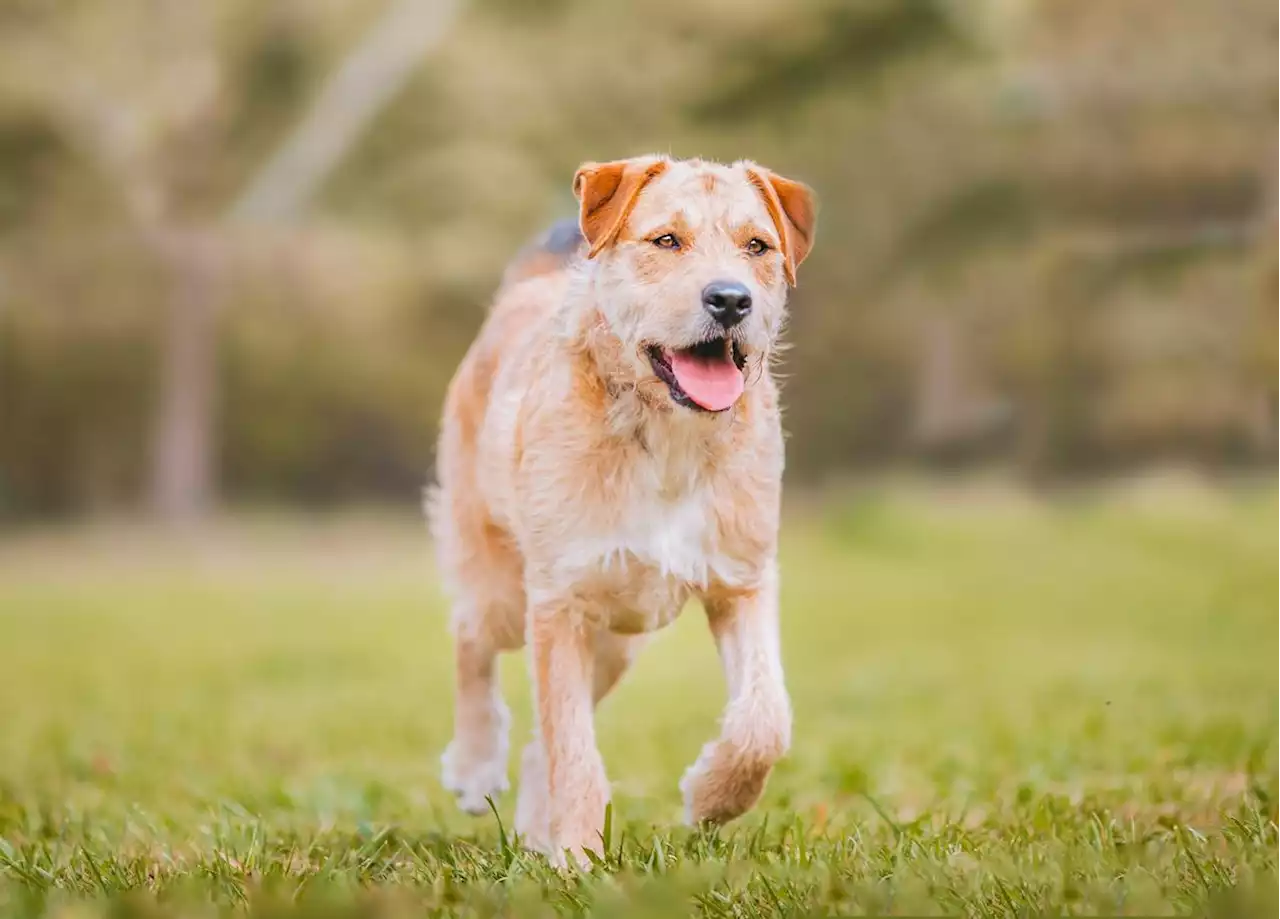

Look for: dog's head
[573,155,815,414]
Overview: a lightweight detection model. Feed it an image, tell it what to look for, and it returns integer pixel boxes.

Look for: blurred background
[0,6,1275,911]
[0,0,1275,524]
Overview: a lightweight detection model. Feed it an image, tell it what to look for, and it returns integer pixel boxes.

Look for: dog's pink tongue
[669,350,744,411]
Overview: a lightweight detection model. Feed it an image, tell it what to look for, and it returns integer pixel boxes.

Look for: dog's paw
[679,739,772,826]
[441,741,509,815]
[514,742,550,850]
[521,754,609,870]
[542,818,606,871]
[519,830,595,872]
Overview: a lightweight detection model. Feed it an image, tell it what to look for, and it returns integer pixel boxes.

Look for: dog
[429,154,816,865]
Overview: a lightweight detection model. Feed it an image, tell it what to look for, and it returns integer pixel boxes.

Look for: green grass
[0,481,1275,917]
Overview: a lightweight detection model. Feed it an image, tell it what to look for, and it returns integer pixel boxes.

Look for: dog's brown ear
[744,165,816,285]
[573,157,669,258]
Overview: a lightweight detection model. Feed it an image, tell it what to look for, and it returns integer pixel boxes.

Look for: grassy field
[0,480,1275,917]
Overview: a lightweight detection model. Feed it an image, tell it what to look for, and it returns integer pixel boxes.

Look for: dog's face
[573,156,815,414]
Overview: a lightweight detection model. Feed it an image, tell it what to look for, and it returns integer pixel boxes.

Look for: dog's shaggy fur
[430,155,816,865]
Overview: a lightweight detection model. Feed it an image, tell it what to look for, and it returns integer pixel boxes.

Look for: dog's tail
[500,219,584,287]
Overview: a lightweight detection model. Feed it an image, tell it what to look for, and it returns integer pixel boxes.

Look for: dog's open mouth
[646,337,747,412]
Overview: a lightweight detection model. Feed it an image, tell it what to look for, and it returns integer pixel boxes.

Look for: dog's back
[437,219,581,450]
[500,219,584,287]
[429,221,582,650]
[444,219,583,432]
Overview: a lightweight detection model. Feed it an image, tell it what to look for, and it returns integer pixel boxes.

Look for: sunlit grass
[0,481,1275,916]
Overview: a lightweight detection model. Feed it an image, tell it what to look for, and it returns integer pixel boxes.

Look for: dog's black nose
[701,281,752,328]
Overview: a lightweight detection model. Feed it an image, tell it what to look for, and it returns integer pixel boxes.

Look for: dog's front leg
[682,565,791,824]
[528,600,608,866]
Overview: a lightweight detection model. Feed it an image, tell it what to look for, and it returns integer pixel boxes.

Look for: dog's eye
[746,238,771,256]
[651,233,681,250]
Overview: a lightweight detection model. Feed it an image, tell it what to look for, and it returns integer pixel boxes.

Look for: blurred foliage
[0,0,1275,517]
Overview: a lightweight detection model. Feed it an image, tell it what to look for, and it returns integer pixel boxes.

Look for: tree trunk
[149,233,219,524]
[146,0,461,524]
[911,316,965,448]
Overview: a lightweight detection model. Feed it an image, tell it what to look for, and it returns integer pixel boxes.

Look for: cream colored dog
[430,155,815,865]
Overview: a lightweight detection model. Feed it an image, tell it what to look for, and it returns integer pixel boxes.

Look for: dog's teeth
[723,338,733,360]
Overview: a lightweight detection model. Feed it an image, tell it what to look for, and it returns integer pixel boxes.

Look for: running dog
[430,155,816,865]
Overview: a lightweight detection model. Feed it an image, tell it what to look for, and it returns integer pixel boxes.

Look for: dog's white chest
[558,484,746,634]
[600,495,709,633]
[617,490,713,581]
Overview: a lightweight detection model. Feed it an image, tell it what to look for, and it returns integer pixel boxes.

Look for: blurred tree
[1,3,229,518]
[1,0,460,522]
[0,0,1273,518]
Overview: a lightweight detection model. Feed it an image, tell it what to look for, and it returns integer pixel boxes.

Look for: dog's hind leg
[437,515,525,815]
[441,617,513,815]
[433,450,526,813]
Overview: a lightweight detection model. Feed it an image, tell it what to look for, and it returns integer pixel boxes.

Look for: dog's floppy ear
[573,156,669,258]
[743,164,816,286]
